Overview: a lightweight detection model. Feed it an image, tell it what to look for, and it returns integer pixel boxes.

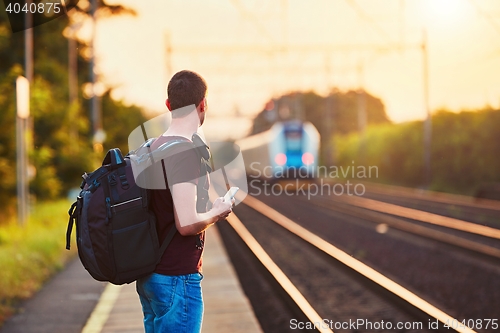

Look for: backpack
[66,135,211,285]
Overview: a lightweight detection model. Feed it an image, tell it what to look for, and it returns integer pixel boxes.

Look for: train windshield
[284,124,303,167]
[285,131,302,151]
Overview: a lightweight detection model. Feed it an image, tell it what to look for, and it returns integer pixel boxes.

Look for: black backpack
[66,136,210,285]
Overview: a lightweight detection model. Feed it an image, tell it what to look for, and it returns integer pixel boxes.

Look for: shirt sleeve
[163,145,201,187]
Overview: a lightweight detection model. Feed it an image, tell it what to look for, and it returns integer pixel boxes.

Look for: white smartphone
[223,187,239,202]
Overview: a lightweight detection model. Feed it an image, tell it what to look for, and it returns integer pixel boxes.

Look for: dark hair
[167,70,207,117]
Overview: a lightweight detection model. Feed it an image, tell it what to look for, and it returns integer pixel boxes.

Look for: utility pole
[90,0,102,145]
[25,0,33,82]
[422,29,431,188]
[357,61,367,165]
[68,22,79,144]
[324,93,334,166]
[323,53,334,167]
[69,30,77,108]
[17,77,30,226]
[357,62,367,133]
[19,3,33,226]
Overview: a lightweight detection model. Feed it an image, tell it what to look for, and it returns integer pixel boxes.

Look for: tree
[0,1,143,216]
[250,90,389,136]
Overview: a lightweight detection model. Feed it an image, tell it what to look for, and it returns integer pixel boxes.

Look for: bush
[332,108,500,195]
[0,200,76,325]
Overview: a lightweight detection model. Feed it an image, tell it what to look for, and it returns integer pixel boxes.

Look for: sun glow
[426,0,469,26]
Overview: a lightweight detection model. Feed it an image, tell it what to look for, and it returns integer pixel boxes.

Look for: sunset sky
[83,0,500,139]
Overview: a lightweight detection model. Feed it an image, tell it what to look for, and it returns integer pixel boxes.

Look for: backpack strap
[152,139,193,162]
[156,224,177,264]
[66,201,77,250]
[152,136,212,255]
[66,196,82,250]
[148,138,196,258]
[191,133,210,161]
[103,148,126,169]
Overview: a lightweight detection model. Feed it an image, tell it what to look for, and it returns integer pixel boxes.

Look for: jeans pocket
[143,274,178,317]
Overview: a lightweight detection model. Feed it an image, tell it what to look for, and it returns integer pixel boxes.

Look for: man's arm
[171,182,233,236]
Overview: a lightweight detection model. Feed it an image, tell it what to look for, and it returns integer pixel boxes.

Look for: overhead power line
[468,0,500,37]
[170,43,413,54]
[228,0,276,43]
[344,0,394,43]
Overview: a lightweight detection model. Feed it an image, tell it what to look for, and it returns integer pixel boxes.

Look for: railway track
[216,187,500,332]
[339,182,500,228]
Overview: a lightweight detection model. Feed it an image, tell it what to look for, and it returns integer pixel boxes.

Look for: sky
[81,0,500,140]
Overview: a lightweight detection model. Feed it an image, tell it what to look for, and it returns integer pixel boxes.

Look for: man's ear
[199,98,206,113]
[166,99,172,111]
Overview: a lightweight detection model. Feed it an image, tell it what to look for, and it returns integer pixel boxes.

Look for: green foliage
[0,0,140,322]
[429,108,500,193]
[333,108,500,195]
[0,64,24,218]
[0,200,75,325]
[101,91,147,155]
[0,1,143,215]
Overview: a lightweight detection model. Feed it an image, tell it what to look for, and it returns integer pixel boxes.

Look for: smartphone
[223,187,239,202]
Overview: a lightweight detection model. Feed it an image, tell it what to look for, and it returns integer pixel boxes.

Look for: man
[136,70,234,333]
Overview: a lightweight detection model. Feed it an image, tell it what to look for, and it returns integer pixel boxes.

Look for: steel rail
[330,195,500,240]
[303,197,500,260]
[240,193,476,333]
[321,180,500,211]
[226,213,334,333]
[362,183,500,212]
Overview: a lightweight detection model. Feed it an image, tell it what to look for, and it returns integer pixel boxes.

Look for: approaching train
[236,120,320,179]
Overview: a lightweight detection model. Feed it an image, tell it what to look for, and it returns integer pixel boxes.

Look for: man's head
[166,70,207,123]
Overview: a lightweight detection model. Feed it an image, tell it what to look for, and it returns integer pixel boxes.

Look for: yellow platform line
[81,283,123,333]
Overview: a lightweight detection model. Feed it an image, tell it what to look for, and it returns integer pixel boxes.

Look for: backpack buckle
[108,174,117,186]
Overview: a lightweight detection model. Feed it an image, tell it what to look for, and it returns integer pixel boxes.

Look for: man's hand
[172,182,235,235]
[211,197,234,221]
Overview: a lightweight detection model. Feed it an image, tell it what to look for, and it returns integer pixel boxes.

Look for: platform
[83,225,263,333]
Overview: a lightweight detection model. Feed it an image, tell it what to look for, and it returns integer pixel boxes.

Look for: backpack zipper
[111,197,142,214]
[111,197,141,207]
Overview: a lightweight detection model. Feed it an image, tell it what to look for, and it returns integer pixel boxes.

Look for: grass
[0,200,76,325]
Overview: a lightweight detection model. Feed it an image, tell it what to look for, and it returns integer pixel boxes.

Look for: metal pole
[323,53,333,167]
[25,0,33,82]
[90,0,101,136]
[422,29,432,188]
[69,36,77,107]
[20,4,33,225]
[16,116,27,226]
[357,62,367,134]
[16,76,30,226]
[324,93,333,166]
[69,29,78,144]
[357,62,367,165]
[357,90,367,133]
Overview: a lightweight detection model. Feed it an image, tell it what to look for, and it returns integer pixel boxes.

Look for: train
[236,120,320,180]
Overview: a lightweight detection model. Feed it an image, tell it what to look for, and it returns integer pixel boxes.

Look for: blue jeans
[136,272,204,333]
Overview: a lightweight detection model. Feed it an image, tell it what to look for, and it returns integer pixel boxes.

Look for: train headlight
[275,153,287,166]
[302,152,314,165]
